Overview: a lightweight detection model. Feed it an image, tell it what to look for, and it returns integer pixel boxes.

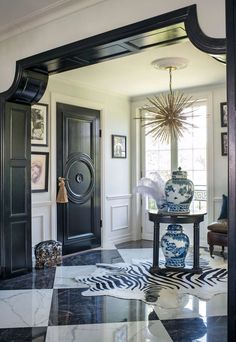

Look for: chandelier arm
[169,67,173,95]
[152,130,169,143]
[142,121,165,130]
[145,124,166,136]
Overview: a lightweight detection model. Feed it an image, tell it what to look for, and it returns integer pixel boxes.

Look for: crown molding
[0,0,107,43]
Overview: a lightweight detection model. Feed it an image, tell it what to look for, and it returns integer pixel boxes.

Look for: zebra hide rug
[75,261,227,308]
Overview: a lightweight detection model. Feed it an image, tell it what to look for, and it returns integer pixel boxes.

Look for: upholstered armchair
[207,195,228,258]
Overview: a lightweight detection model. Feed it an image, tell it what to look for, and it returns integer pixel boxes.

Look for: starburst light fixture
[139,57,196,143]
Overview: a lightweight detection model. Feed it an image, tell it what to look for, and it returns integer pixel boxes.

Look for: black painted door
[56,103,101,254]
[2,102,32,277]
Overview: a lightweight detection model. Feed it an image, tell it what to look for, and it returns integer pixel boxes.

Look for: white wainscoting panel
[32,202,53,247]
[104,194,132,246]
[111,204,128,231]
[32,215,45,244]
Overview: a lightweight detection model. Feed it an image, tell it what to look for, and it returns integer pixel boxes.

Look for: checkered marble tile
[0,244,227,341]
[53,265,97,288]
[49,288,159,326]
[62,249,124,266]
[46,321,172,342]
[0,289,52,328]
[0,327,47,342]
[0,268,55,290]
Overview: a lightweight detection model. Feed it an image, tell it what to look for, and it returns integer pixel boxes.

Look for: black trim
[226,0,236,338]
[0,5,226,103]
[17,6,193,71]
[111,135,127,159]
[1,69,48,105]
[185,5,226,55]
[0,100,5,277]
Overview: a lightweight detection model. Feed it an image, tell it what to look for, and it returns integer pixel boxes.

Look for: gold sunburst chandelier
[140,57,196,143]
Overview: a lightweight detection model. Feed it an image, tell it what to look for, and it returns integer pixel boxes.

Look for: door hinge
[100,219,103,228]
[141,226,143,234]
[99,129,102,138]
[140,198,143,206]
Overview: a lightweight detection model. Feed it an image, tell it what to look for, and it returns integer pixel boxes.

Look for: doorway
[56,102,101,254]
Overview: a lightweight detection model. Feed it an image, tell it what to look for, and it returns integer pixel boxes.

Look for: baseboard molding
[200,241,208,248]
[106,233,133,246]
[142,233,153,241]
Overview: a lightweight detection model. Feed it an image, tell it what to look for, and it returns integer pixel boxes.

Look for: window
[143,100,207,212]
[178,101,207,211]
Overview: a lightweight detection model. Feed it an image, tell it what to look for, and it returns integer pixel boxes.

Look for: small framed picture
[112,135,127,158]
[31,152,49,192]
[220,102,227,127]
[31,103,48,146]
[221,132,228,156]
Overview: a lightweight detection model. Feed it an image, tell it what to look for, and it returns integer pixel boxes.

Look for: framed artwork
[221,132,228,156]
[220,102,227,127]
[112,135,127,158]
[31,152,49,192]
[31,103,48,146]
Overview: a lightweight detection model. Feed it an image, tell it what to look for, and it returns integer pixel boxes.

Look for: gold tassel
[56,177,68,203]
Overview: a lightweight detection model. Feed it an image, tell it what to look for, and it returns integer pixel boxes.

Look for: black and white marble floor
[0,241,227,341]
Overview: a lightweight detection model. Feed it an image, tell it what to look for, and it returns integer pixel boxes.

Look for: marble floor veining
[0,241,227,341]
[0,289,52,328]
[46,321,173,342]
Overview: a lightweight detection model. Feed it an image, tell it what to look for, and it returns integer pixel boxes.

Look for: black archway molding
[0,3,235,339]
[0,5,226,103]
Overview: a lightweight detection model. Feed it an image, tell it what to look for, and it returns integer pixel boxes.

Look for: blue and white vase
[165,167,194,213]
[161,224,189,268]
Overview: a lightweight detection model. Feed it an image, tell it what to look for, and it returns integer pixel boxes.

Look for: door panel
[3,102,32,277]
[57,103,101,254]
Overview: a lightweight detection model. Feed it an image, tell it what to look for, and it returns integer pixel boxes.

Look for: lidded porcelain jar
[165,167,194,213]
[161,224,189,268]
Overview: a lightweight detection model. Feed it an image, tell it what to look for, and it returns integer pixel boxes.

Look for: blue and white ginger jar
[161,224,189,268]
[165,167,194,213]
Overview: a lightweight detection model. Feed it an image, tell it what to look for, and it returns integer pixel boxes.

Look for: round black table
[148,210,207,274]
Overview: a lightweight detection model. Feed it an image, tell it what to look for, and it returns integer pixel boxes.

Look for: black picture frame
[220,102,227,127]
[31,152,49,192]
[31,103,48,146]
[221,132,228,156]
[112,135,127,158]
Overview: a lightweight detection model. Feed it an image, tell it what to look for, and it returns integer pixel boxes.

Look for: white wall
[211,85,228,221]
[31,77,132,248]
[0,0,225,93]
[131,83,227,246]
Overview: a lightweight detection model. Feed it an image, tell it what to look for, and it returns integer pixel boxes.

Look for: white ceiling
[52,40,226,97]
[0,0,105,41]
[0,0,64,25]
